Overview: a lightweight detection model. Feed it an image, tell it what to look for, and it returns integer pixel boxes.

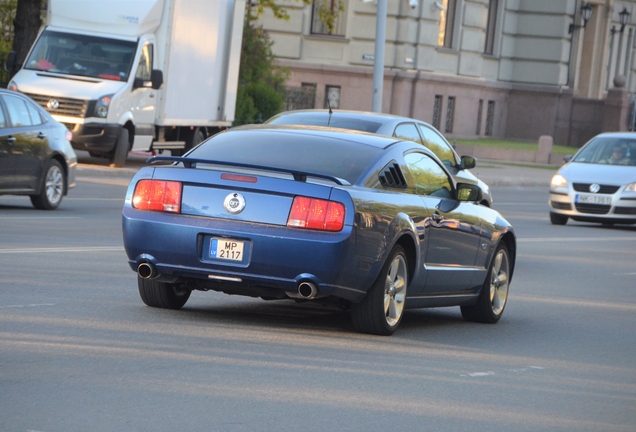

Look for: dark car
[266,109,493,206]
[0,89,76,209]
[122,125,515,335]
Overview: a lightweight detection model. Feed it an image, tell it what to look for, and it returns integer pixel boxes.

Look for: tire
[30,159,65,210]
[351,245,408,335]
[173,128,205,156]
[138,276,191,309]
[461,243,510,324]
[109,127,129,168]
[549,212,568,225]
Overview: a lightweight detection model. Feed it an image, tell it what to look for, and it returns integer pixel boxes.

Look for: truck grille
[24,93,89,118]
[572,183,620,194]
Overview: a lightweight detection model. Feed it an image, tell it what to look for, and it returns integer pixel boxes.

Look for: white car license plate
[210,238,244,261]
[575,194,611,205]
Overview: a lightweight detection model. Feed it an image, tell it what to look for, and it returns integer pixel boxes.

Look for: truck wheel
[30,159,65,210]
[109,127,129,168]
[173,128,205,156]
[138,276,191,309]
[351,245,408,335]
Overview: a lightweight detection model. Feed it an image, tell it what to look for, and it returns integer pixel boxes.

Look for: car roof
[229,123,404,149]
[266,109,433,126]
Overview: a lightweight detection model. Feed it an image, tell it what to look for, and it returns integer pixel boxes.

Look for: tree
[235,0,343,125]
[10,0,42,77]
[0,0,17,85]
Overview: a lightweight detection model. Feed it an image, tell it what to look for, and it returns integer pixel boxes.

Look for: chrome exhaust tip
[137,262,157,279]
[298,281,319,299]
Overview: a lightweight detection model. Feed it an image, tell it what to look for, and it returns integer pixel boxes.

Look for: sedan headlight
[551,174,568,188]
[626,182,636,192]
[7,80,18,91]
[94,94,113,118]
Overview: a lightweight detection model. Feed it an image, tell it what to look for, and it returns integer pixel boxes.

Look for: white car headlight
[94,94,113,118]
[626,182,636,192]
[551,174,568,188]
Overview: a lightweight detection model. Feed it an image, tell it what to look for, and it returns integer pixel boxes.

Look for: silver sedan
[266,109,493,206]
[549,132,636,225]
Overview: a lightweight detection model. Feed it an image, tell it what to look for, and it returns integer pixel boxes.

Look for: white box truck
[7,0,245,167]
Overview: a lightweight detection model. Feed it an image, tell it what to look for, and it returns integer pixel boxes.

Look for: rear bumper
[122,207,375,302]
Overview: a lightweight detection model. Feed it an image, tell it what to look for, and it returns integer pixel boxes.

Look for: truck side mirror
[5,51,16,73]
[151,69,163,90]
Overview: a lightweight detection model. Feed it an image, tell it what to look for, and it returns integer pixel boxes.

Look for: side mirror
[151,69,163,90]
[562,155,573,164]
[5,51,16,73]
[459,155,476,170]
[457,183,483,202]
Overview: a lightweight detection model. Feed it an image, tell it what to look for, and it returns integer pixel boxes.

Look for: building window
[324,85,341,109]
[445,96,455,133]
[432,95,443,130]
[476,99,483,135]
[438,0,457,48]
[485,100,495,136]
[484,0,498,55]
[311,0,346,36]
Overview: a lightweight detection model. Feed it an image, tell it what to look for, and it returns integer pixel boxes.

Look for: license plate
[210,238,244,261]
[575,194,611,205]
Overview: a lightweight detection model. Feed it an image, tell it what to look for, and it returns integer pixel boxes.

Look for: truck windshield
[24,30,137,82]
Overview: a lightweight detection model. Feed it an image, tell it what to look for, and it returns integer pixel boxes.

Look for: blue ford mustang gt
[122,125,516,335]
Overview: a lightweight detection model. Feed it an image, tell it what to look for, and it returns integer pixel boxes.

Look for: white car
[549,132,636,225]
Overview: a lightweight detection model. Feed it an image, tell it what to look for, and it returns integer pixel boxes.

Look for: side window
[404,152,452,199]
[417,124,457,167]
[3,95,34,127]
[135,44,153,81]
[25,102,44,126]
[0,102,6,128]
[393,123,423,145]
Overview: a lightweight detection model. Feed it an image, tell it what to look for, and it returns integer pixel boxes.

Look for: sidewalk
[75,152,558,188]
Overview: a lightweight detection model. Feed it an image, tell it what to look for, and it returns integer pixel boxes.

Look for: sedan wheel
[352,245,408,335]
[549,212,568,225]
[30,159,65,210]
[461,243,510,323]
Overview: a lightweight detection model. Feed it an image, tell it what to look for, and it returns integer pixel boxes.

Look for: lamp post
[569,2,593,34]
[371,0,388,113]
[619,7,631,33]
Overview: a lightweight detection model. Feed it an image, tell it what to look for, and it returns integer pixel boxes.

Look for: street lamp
[619,7,631,33]
[569,2,593,34]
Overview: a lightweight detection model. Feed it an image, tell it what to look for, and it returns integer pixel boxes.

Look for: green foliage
[234,9,288,126]
[0,0,17,87]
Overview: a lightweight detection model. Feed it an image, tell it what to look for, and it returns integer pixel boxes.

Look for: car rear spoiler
[147,155,350,186]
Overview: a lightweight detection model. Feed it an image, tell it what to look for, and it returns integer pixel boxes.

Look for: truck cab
[7,0,244,167]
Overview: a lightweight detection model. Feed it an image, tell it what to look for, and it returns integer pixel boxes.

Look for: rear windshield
[267,113,383,133]
[187,129,383,184]
[573,136,636,165]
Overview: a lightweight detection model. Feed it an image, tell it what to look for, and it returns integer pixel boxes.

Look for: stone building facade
[258,0,636,146]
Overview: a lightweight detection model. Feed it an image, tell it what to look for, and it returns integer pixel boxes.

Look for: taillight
[287,196,345,232]
[132,180,182,213]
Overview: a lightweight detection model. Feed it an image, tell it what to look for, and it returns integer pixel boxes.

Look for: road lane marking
[519,237,636,243]
[461,366,545,378]
[0,303,55,309]
[0,246,124,254]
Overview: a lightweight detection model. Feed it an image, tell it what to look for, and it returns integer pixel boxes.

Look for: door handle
[37,132,46,139]
[431,213,444,223]
[6,136,16,145]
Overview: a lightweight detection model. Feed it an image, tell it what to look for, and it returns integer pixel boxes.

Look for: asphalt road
[0,167,635,432]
